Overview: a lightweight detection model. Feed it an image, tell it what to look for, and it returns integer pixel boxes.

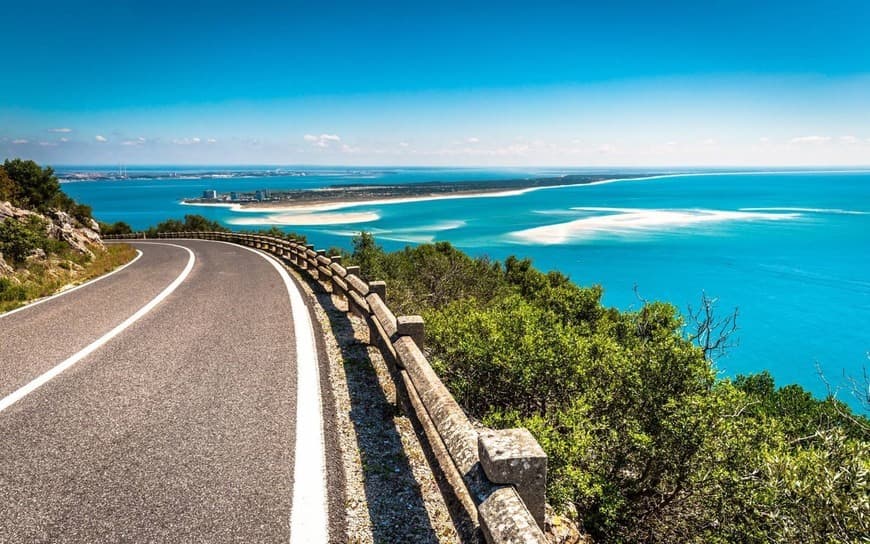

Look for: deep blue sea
[60,166,870,409]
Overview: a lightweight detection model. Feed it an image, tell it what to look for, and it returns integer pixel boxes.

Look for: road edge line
[206,239,329,543]
[0,243,195,413]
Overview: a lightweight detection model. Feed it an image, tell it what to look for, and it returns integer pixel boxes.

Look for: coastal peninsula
[182,173,651,210]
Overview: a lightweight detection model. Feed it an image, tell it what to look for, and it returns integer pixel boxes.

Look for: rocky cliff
[0,199,103,276]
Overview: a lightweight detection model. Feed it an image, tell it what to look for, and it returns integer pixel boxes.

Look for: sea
[59,166,870,409]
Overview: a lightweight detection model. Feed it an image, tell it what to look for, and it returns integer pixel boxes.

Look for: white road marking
[207,240,329,543]
[0,244,195,413]
[0,250,144,319]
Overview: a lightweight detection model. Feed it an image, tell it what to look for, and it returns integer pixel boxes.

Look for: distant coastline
[181,173,650,212]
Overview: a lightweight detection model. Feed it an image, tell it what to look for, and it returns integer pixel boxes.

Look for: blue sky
[1,0,868,166]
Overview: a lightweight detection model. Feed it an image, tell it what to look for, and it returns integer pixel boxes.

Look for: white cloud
[39,141,57,147]
[12,139,29,144]
[48,127,72,133]
[506,143,529,154]
[702,138,716,145]
[759,137,770,143]
[398,141,409,147]
[95,135,108,142]
[121,137,146,146]
[207,138,217,144]
[598,144,616,153]
[466,137,480,144]
[790,135,831,144]
[172,137,202,145]
[341,143,359,153]
[58,137,69,143]
[839,135,859,144]
[304,133,341,148]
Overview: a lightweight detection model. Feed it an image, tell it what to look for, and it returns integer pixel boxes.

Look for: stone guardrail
[106,231,549,544]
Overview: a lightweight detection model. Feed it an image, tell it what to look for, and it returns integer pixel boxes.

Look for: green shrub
[144,214,228,236]
[344,231,869,543]
[0,216,49,263]
[98,220,134,235]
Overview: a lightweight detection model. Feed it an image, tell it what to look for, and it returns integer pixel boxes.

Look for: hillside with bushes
[343,232,869,544]
[0,159,136,312]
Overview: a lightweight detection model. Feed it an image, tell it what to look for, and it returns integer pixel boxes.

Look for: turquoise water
[61,167,870,408]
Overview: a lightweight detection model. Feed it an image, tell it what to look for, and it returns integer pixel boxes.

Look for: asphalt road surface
[0,240,340,543]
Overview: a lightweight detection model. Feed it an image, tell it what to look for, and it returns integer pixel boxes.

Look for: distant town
[196,189,279,203]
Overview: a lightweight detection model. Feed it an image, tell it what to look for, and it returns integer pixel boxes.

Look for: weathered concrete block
[367,293,398,339]
[397,315,425,351]
[479,486,547,544]
[346,274,370,297]
[479,429,547,530]
[368,280,386,302]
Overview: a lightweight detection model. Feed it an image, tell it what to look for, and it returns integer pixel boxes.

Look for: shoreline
[181,173,652,214]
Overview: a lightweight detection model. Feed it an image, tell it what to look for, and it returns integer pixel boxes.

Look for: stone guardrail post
[479,429,548,529]
[397,315,426,352]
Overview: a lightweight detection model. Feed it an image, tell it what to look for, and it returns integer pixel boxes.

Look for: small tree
[2,159,61,212]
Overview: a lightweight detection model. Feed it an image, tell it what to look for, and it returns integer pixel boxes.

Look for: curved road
[0,240,340,542]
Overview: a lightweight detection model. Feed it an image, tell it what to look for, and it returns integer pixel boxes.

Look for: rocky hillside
[0,159,135,311]
[0,200,103,273]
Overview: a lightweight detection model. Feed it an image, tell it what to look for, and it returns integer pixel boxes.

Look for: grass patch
[0,243,137,313]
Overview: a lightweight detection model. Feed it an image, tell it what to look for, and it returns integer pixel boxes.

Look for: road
[0,240,341,543]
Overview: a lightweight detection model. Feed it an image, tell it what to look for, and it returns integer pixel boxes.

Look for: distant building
[202,189,218,199]
[230,192,240,201]
[255,189,271,201]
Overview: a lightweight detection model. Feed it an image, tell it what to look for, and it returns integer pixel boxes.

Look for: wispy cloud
[790,135,831,144]
[39,141,57,147]
[207,138,217,144]
[304,133,341,148]
[466,136,480,144]
[701,138,716,145]
[398,141,409,147]
[839,135,860,144]
[121,137,147,146]
[95,135,108,142]
[58,137,69,143]
[12,139,29,144]
[48,127,72,133]
[172,137,201,145]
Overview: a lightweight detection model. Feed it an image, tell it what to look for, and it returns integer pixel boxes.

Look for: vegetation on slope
[344,231,869,544]
[0,159,137,312]
[137,217,309,244]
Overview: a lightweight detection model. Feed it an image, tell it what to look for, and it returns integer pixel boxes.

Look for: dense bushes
[0,216,64,263]
[344,232,869,544]
[0,159,93,224]
[98,220,133,235]
[144,214,229,236]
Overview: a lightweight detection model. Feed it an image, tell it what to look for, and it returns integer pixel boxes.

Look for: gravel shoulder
[286,266,463,543]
